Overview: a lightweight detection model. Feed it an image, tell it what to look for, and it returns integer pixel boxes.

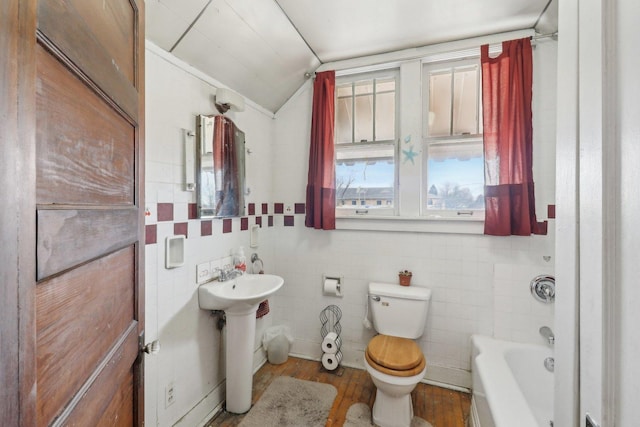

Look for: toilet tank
[368,282,431,339]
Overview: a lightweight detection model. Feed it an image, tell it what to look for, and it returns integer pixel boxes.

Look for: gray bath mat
[344,402,433,427]
[238,376,337,427]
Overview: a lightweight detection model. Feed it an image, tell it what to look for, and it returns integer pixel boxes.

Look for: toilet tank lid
[368,282,432,301]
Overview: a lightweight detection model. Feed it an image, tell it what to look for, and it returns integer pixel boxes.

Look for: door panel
[36,247,137,425]
[37,0,139,120]
[36,44,135,206]
[62,329,138,426]
[34,0,144,424]
[36,246,135,425]
[71,0,136,84]
[36,208,137,279]
[96,372,135,427]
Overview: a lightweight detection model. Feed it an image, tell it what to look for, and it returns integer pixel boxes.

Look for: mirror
[196,115,246,218]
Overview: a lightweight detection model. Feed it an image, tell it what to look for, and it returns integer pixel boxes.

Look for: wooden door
[33,0,145,425]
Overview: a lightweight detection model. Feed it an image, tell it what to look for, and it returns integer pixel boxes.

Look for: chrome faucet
[539,326,555,345]
[217,265,243,282]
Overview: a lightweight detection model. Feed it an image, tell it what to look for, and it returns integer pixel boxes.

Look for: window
[423,59,485,218]
[335,70,398,216]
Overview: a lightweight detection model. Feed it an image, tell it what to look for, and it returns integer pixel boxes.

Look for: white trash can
[262,325,293,365]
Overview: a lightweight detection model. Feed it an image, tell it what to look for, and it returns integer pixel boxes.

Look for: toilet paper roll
[321,350,343,371]
[321,332,342,354]
[323,278,341,296]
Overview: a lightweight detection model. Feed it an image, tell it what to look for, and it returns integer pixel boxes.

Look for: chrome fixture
[540,326,555,345]
[217,265,243,282]
[251,253,264,273]
[544,356,555,372]
[530,274,555,303]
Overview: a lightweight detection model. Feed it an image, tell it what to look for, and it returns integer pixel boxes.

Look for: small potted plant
[398,270,413,286]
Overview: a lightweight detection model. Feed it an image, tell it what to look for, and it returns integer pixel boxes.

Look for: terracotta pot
[399,274,412,286]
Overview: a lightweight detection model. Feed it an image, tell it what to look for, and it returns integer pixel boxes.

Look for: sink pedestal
[197,274,284,414]
[225,304,259,414]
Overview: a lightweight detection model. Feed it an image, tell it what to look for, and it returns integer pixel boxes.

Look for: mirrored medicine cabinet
[196,114,246,218]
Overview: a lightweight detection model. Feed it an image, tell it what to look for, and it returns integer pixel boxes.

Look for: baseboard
[422,365,471,391]
[173,381,225,427]
[469,396,480,427]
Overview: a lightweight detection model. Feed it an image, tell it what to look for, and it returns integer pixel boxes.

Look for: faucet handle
[539,326,555,345]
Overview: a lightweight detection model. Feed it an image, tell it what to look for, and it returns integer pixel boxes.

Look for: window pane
[354,80,374,95]
[428,72,452,137]
[336,97,353,144]
[426,143,484,211]
[336,144,395,209]
[375,91,395,141]
[354,94,373,142]
[376,78,395,93]
[337,84,352,97]
[452,67,478,135]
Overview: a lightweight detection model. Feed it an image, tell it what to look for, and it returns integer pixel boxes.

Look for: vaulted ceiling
[145,0,558,113]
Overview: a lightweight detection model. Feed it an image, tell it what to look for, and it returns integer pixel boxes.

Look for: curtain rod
[532,31,558,41]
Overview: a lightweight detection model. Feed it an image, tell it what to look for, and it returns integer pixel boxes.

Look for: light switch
[197,262,212,284]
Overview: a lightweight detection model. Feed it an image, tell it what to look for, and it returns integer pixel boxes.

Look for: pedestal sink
[198,274,284,413]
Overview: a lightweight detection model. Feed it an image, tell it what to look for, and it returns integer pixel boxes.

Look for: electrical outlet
[197,262,212,284]
[210,259,222,279]
[165,382,175,408]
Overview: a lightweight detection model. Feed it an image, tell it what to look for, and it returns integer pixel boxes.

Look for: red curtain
[213,115,241,217]
[481,38,547,236]
[305,71,336,230]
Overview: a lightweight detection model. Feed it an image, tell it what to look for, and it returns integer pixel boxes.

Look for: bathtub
[470,335,554,427]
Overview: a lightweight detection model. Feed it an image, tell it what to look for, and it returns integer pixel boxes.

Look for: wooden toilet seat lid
[366,335,425,374]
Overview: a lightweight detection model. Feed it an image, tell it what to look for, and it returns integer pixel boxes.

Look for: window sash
[422,58,485,219]
[335,70,399,217]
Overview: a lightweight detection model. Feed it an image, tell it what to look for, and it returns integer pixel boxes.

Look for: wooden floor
[207,357,470,427]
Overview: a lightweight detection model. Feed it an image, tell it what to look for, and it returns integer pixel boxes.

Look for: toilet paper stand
[319,305,343,372]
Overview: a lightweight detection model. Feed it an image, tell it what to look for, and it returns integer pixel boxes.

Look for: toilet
[364,282,431,427]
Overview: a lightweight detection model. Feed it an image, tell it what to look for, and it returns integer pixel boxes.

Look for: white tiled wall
[270,40,558,388]
[144,44,277,427]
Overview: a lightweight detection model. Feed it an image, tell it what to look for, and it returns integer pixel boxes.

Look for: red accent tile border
[547,204,556,219]
[223,218,232,233]
[262,203,268,214]
[268,215,274,227]
[274,203,284,214]
[540,220,548,235]
[256,216,262,226]
[145,224,157,245]
[294,203,305,214]
[201,220,212,236]
[188,203,198,219]
[248,203,255,215]
[157,203,174,221]
[174,222,188,237]
[284,215,294,226]
[241,217,249,230]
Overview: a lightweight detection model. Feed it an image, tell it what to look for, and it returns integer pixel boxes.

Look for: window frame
[334,69,400,218]
[421,57,485,220]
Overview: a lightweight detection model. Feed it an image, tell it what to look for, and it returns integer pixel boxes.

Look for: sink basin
[198,274,284,312]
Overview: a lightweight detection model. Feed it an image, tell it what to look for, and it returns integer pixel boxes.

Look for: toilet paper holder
[322,275,343,297]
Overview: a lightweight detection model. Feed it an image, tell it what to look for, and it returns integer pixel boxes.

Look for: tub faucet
[540,326,555,345]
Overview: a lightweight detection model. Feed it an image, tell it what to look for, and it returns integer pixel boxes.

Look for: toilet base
[372,388,414,427]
